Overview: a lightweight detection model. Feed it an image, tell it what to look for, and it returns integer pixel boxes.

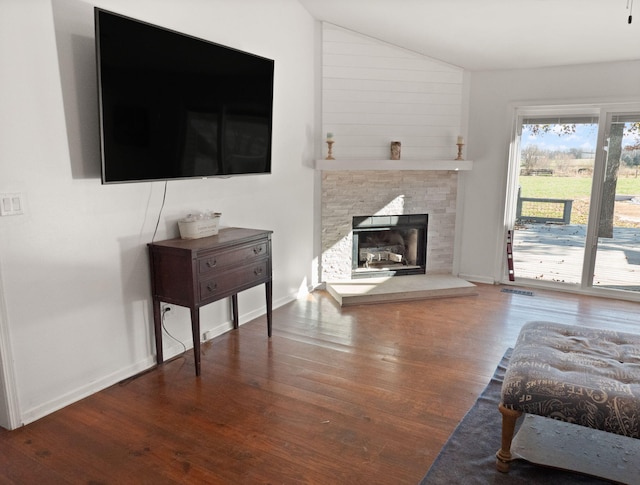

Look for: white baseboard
[18,290,301,428]
[19,356,157,427]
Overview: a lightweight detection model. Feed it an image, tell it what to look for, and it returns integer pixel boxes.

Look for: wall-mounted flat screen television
[95,8,274,184]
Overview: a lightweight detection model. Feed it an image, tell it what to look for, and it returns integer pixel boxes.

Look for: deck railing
[516,196,573,224]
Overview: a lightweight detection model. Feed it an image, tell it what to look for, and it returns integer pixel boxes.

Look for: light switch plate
[0,193,24,216]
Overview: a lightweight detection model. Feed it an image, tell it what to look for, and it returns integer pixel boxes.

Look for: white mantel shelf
[314,159,473,171]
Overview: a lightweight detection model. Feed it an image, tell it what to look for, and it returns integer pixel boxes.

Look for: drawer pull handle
[207,282,218,292]
[206,259,217,268]
[253,246,263,254]
[254,267,263,276]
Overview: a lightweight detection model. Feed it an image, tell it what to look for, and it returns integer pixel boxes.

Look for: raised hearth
[326,274,478,307]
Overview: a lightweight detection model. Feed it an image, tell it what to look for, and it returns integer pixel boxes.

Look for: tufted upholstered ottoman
[496,320,640,473]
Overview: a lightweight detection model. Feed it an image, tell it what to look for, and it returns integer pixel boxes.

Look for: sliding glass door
[506,105,640,296]
[591,114,640,291]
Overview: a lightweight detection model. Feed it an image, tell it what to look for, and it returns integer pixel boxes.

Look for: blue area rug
[419,349,613,484]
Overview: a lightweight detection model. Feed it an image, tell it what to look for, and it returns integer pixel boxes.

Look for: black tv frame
[95,8,275,184]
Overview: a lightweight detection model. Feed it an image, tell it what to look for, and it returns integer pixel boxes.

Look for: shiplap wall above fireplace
[321,23,466,162]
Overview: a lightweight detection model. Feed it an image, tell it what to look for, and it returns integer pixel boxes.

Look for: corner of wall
[0,263,21,430]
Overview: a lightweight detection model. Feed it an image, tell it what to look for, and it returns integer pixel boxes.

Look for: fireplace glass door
[352,214,428,278]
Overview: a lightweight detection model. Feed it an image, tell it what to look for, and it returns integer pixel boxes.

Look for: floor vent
[501,288,534,296]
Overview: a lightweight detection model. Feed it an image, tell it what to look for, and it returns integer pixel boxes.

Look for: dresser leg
[190,307,201,376]
[153,299,163,364]
[266,280,272,337]
[231,294,239,329]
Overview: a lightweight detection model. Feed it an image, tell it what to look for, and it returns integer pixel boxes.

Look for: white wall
[459,60,640,283]
[321,24,464,160]
[0,0,316,428]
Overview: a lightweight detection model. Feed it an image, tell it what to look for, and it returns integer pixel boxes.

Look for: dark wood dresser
[148,227,273,375]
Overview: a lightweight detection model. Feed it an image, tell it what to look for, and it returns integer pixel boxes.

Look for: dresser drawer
[199,260,269,302]
[198,241,269,275]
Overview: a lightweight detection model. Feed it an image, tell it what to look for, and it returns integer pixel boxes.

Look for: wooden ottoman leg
[496,403,522,473]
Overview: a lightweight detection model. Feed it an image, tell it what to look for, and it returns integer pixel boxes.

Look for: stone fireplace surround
[321,170,459,282]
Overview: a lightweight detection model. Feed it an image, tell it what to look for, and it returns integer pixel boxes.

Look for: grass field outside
[518,175,640,227]
[519,175,640,199]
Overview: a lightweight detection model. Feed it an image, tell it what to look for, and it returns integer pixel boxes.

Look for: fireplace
[352,214,428,278]
[320,170,457,282]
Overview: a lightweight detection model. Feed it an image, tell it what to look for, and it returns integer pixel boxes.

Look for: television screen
[95,8,274,184]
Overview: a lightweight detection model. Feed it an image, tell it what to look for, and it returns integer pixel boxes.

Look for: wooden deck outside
[512,223,639,291]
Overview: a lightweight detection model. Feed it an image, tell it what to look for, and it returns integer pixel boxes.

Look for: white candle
[327,132,333,140]
[457,136,464,145]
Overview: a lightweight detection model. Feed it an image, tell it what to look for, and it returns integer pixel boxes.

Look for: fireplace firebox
[352,214,428,278]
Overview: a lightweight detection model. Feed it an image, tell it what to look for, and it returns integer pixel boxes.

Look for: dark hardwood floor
[1,284,638,484]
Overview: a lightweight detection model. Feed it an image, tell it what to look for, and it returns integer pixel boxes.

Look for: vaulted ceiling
[298,0,640,71]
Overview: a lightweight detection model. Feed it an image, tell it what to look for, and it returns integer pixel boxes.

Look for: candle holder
[455,143,465,161]
[326,140,335,160]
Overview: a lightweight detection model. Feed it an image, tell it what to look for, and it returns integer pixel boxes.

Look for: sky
[521,123,598,152]
[521,122,640,153]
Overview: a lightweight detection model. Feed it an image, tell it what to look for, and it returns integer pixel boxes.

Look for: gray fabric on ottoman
[501,321,640,438]
[496,320,640,474]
